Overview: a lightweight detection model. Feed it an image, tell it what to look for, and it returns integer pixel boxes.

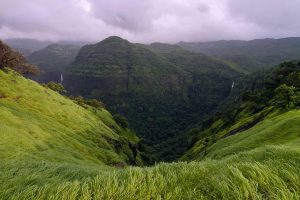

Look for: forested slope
[64,36,241,161]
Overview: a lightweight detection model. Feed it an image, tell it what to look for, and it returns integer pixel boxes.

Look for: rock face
[64,36,241,160]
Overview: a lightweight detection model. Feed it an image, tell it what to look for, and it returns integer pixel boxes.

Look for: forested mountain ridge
[4,38,52,56]
[179,37,300,73]
[143,42,247,74]
[27,44,81,82]
[4,38,88,57]
[64,36,241,160]
[28,44,81,71]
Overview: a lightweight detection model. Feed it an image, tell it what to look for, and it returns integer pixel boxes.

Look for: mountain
[4,38,88,57]
[145,42,248,75]
[27,44,81,82]
[4,38,52,56]
[64,36,241,161]
[1,42,300,199]
[179,37,300,73]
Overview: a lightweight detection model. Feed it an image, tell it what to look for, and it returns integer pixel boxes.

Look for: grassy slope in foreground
[205,110,300,160]
[183,108,300,160]
[0,69,142,171]
[1,71,300,199]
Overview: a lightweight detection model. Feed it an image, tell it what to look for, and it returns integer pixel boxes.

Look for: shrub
[84,99,105,109]
[43,82,65,93]
[113,114,129,129]
[70,96,86,107]
[69,96,105,110]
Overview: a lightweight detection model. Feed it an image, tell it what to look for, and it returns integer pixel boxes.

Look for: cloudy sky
[0,0,300,43]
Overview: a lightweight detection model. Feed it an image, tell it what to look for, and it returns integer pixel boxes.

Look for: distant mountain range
[179,37,300,72]
[27,44,81,82]
[4,38,52,56]
[4,38,88,56]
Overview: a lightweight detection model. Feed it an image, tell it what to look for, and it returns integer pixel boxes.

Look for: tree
[286,72,300,88]
[0,40,39,75]
[274,84,296,109]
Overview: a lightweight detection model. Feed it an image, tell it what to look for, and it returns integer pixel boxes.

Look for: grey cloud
[226,0,300,37]
[0,0,112,41]
[227,0,300,28]
[196,3,210,13]
[89,0,155,32]
[0,0,300,43]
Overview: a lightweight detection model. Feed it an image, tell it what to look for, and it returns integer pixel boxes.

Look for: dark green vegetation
[64,36,240,161]
[1,39,300,199]
[28,44,81,82]
[16,36,300,161]
[183,60,300,160]
[1,64,300,199]
[179,37,300,73]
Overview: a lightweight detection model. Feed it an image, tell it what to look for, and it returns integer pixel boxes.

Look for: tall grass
[204,110,300,160]
[1,145,300,200]
[0,70,141,167]
[1,70,300,199]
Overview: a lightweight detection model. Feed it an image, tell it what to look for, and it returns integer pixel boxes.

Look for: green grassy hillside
[1,68,300,199]
[205,110,300,159]
[183,108,300,160]
[2,95,300,199]
[0,69,143,169]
